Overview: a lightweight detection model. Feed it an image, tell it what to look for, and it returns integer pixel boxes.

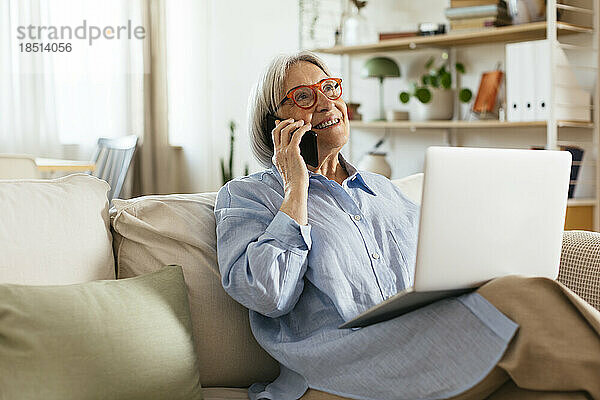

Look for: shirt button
[353,214,361,221]
[372,252,380,260]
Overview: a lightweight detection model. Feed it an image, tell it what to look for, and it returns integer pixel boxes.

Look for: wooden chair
[91,136,138,202]
[0,154,40,179]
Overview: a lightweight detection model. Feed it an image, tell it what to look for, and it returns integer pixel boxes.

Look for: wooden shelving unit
[349,120,595,129]
[567,198,597,206]
[312,3,599,231]
[312,22,592,54]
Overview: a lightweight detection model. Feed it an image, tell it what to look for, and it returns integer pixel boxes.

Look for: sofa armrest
[558,230,600,311]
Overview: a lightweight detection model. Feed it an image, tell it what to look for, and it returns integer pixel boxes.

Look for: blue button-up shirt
[215,156,518,400]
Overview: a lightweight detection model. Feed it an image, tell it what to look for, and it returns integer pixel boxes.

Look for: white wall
[167,0,299,193]
[166,0,211,192]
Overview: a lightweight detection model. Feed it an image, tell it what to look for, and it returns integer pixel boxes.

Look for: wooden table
[35,158,96,173]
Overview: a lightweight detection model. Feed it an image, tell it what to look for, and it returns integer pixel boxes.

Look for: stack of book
[531,146,584,199]
[446,0,512,32]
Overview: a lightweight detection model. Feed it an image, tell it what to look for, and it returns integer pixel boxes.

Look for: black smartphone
[266,114,319,168]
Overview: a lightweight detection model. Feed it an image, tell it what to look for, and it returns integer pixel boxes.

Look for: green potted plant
[220,120,249,185]
[399,56,473,121]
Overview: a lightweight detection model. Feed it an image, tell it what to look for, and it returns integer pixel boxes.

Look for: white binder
[533,40,551,121]
[505,43,521,122]
[521,41,536,122]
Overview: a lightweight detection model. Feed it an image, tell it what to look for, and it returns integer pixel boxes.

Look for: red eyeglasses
[278,77,343,110]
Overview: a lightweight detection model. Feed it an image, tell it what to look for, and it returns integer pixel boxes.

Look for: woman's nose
[314,89,335,112]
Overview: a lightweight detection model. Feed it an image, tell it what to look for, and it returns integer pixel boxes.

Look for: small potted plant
[399,56,472,121]
[220,120,249,185]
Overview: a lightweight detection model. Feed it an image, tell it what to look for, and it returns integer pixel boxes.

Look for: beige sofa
[2,173,599,400]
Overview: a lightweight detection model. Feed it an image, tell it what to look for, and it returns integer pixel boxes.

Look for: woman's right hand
[272,118,312,225]
[272,118,312,192]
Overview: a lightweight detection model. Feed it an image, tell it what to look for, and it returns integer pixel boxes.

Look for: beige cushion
[0,173,115,284]
[0,265,203,400]
[391,172,424,205]
[110,193,279,388]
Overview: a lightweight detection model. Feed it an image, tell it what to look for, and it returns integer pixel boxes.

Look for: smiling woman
[248,52,348,172]
[246,53,351,226]
[214,51,600,400]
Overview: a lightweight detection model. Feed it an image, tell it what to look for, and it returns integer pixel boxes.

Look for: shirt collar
[270,153,377,196]
[340,155,377,195]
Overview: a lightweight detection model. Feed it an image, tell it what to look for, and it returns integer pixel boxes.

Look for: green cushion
[0,265,203,400]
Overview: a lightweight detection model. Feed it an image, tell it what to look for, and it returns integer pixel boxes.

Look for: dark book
[562,146,585,199]
[531,146,584,198]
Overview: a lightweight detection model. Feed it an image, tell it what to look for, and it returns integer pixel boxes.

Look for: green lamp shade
[361,57,401,78]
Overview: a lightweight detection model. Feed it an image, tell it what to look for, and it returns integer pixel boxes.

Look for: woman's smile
[313,117,341,130]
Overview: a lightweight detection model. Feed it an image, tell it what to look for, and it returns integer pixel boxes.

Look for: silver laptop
[339,146,572,329]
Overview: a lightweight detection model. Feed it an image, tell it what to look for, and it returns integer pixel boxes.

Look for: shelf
[349,120,594,129]
[557,120,595,128]
[556,4,594,15]
[567,199,597,207]
[312,22,592,54]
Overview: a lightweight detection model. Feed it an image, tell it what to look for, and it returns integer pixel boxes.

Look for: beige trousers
[300,276,600,400]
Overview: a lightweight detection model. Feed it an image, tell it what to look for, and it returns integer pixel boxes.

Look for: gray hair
[248,51,331,167]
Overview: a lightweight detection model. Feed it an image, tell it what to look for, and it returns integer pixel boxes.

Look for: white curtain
[0,0,61,156]
[0,0,146,161]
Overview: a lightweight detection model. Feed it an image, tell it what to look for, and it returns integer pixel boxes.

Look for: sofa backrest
[0,174,115,284]
[391,173,424,204]
[559,230,600,310]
